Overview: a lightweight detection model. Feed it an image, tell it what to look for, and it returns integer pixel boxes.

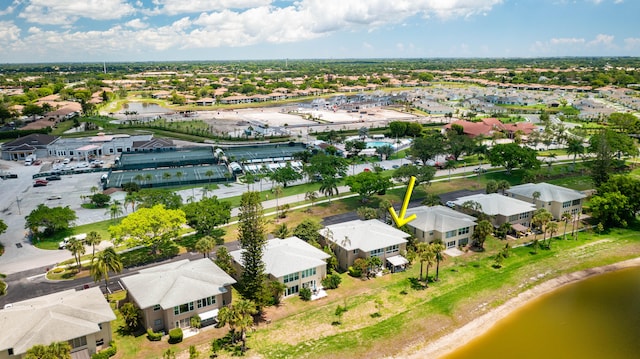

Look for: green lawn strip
[251,230,640,359]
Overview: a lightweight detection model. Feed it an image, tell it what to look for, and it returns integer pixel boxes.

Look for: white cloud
[0,21,21,44]
[550,37,585,45]
[588,34,615,47]
[125,18,148,29]
[624,37,640,50]
[147,0,272,15]
[0,0,22,16]
[18,0,135,25]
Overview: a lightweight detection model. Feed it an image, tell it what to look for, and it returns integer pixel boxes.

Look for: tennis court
[221,143,307,163]
[105,164,231,189]
[116,147,216,170]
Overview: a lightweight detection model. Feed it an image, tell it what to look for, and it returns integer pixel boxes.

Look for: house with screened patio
[404,205,477,249]
[318,219,410,273]
[505,182,586,220]
[120,258,236,332]
[230,236,330,298]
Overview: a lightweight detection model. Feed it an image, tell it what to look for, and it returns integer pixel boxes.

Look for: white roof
[319,219,409,252]
[405,205,477,232]
[506,182,586,202]
[230,236,330,278]
[386,255,409,267]
[0,287,115,355]
[120,259,236,310]
[453,193,536,217]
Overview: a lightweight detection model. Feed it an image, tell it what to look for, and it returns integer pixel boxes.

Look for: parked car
[35,179,48,185]
[47,195,62,200]
[446,201,456,208]
[76,162,89,168]
[473,167,487,173]
[0,173,17,179]
[33,182,47,187]
[45,175,61,181]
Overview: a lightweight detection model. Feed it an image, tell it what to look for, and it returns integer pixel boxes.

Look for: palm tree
[85,231,102,259]
[532,191,541,205]
[134,174,145,186]
[566,137,585,167]
[532,208,553,243]
[107,201,123,222]
[25,342,71,359]
[205,170,214,184]
[66,238,85,272]
[144,173,152,186]
[163,172,171,184]
[90,186,99,194]
[561,212,572,239]
[175,171,184,185]
[432,242,446,281]
[319,177,339,203]
[546,221,559,249]
[272,223,289,238]
[444,160,456,181]
[195,236,216,258]
[90,247,123,301]
[305,191,318,211]
[125,192,138,213]
[415,242,430,282]
[472,220,493,250]
[497,180,510,195]
[273,185,283,217]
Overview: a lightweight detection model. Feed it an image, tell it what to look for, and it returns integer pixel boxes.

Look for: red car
[34,179,48,185]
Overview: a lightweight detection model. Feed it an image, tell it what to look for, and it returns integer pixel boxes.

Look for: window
[154,319,163,327]
[283,272,299,283]
[301,268,316,278]
[445,230,457,238]
[446,241,456,249]
[153,304,161,311]
[197,296,216,308]
[458,227,469,236]
[428,231,434,236]
[572,199,581,206]
[174,302,194,315]
[96,339,104,346]
[386,244,399,254]
[353,249,359,255]
[562,201,571,208]
[286,285,299,296]
[69,336,87,349]
[370,248,384,257]
[8,349,13,355]
[519,212,529,220]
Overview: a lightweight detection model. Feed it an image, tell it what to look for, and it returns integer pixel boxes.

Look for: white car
[446,201,456,208]
[76,162,89,168]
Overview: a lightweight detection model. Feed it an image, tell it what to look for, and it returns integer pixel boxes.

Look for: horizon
[1,1,639,64]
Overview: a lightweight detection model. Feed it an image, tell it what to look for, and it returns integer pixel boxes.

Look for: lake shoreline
[394,256,640,359]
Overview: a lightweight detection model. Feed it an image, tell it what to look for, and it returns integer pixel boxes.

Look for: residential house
[229,236,330,298]
[405,205,477,249]
[120,259,236,332]
[0,288,115,359]
[506,182,586,220]
[452,193,536,229]
[318,219,409,272]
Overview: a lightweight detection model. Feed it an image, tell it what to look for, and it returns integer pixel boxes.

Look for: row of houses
[0,182,585,358]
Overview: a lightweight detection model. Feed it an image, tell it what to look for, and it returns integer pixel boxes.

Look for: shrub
[147,328,162,341]
[91,342,117,359]
[321,273,342,290]
[348,265,362,278]
[168,328,183,344]
[299,287,312,301]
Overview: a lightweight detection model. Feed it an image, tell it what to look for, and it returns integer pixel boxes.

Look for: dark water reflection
[442,266,640,359]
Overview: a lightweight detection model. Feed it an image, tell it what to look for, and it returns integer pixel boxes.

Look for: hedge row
[91,342,116,359]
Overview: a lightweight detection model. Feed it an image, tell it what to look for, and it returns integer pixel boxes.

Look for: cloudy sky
[0,0,638,63]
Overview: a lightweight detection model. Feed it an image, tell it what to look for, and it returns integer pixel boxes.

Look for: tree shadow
[408,277,426,290]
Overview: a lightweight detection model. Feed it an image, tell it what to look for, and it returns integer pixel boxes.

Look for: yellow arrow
[388,176,417,227]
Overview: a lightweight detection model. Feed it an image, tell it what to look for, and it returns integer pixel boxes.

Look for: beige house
[318,219,409,272]
[120,259,236,332]
[452,193,536,228]
[405,205,477,248]
[0,288,115,359]
[230,236,330,298]
[506,182,586,220]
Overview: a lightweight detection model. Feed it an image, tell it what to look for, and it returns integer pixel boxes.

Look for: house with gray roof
[405,205,477,249]
[506,182,586,220]
[230,236,330,298]
[0,133,58,161]
[319,219,409,272]
[120,259,236,332]
[0,287,115,358]
[452,193,536,228]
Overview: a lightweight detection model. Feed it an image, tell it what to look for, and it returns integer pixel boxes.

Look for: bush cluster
[299,287,312,301]
[91,342,117,359]
[146,328,162,341]
[168,328,183,344]
[121,242,179,268]
[321,274,342,289]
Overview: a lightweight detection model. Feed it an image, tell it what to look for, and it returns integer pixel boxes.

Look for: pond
[441,266,640,359]
[119,102,172,114]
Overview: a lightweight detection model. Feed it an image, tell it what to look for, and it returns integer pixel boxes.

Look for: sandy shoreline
[392,257,640,359]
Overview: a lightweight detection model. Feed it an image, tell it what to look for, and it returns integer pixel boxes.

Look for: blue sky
[0,0,638,63]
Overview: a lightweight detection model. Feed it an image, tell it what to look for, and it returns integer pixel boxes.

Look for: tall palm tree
[497,180,510,195]
[561,212,572,240]
[415,242,430,282]
[134,174,145,186]
[233,299,257,353]
[319,177,339,203]
[66,238,85,271]
[90,247,123,301]
[532,208,553,243]
[205,170,214,184]
[85,231,102,259]
[546,221,559,249]
[107,201,123,222]
[144,174,152,187]
[162,172,171,185]
[432,242,446,281]
[566,137,585,167]
[125,192,138,213]
[175,171,184,185]
[273,185,283,216]
[532,191,541,205]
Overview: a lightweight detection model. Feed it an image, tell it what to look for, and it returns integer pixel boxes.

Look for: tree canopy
[410,133,445,165]
[269,162,302,187]
[345,171,392,202]
[182,196,231,237]
[109,204,186,253]
[488,143,540,174]
[25,204,77,237]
